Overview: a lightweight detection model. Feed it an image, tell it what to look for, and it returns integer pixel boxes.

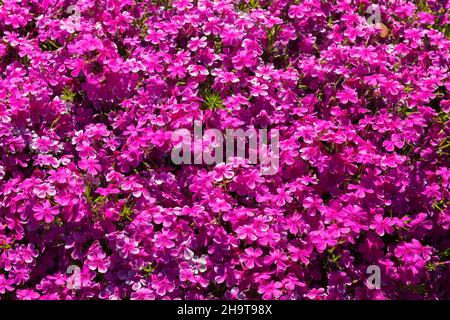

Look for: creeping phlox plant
[0,0,449,300]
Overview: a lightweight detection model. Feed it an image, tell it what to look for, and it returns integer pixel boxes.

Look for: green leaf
[120,204,134,221]
[40,39,61,52]
[0,242,11,250]
[201,88,224,110]
[61,86,76,103]
[142,263,156,276]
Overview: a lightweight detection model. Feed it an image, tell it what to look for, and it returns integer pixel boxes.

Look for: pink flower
[151,275,176,296]
[86,250,111,274]
[21,244,39,263]
[167,63,187,79]
[263,249,289,271]
[80,34,103,51]
[146,29,166,44]
[394,240,432,264]
[303,196,325,216]
[187,36,207,51]
[348,184,374,199]
[370,214,395,236]
[116,236,140,258]
[304,288,326,300]
[382,134,405,152]
[380,79,403,96]
[236,225,258,242]
[209,197,231,213]
[273,186,292,207]
[0,274,14,294]
[212,163,234,182]
[187,64,209,77]
[173,0,193,11]
[250,80,269,97]
[288,244,311,265]
[336,86,358,104]
[16,289,40,300]
[33,201,59,223]
[310,230,337,253]
[258,281,283,300]
[33,183,56,199]
[78,158,102,175]
[153,229,177,249]
[243,170,264,189]
[241,247,263,269]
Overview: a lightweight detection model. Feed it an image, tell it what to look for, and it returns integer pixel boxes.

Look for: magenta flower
[86,250,111,274]
[209,197,232,213]
[212,163,234,182]
[187,36,207,51]
[258,281,283,300]
[16,289,40,300]
[336,86,358,104]
[304,288,326,300]
[78,158,102,176]
[236,225,258,242]
[116,236,140,258]
[0,0,448,301]
[33,201,59,223]
[151,275,176,296]
[303,196,325,216]
[273,186,293,207]
[394,240,432,265]
[33,183,56,199]
[0,274,14,294]
[241,247,263,269]
[153,229,177,249]
[21,244,39,263]
[167,63,187,79]
[370,214,395,236]
[263,249,289,271]
[187,64,209,77]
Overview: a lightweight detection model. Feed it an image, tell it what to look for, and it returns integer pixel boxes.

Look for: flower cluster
[0,0,449,300]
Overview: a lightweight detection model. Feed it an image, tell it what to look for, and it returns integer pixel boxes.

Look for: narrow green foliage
[142,263,156,276]
[40,39,60,51]
[237,0,259,12]
[249,0,259,9]
[201,88,224,110]
[120,204,134,221]
[437,136,450,156]
[133,13,150,39]
[266,25,281,52]
[0,241,11,250]
[152,0,171,9]
[432,199,446,211]
[416,0,431,12]
[61,86,76,103]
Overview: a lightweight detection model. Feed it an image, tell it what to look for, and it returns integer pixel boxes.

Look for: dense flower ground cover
[0,0,449,300]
